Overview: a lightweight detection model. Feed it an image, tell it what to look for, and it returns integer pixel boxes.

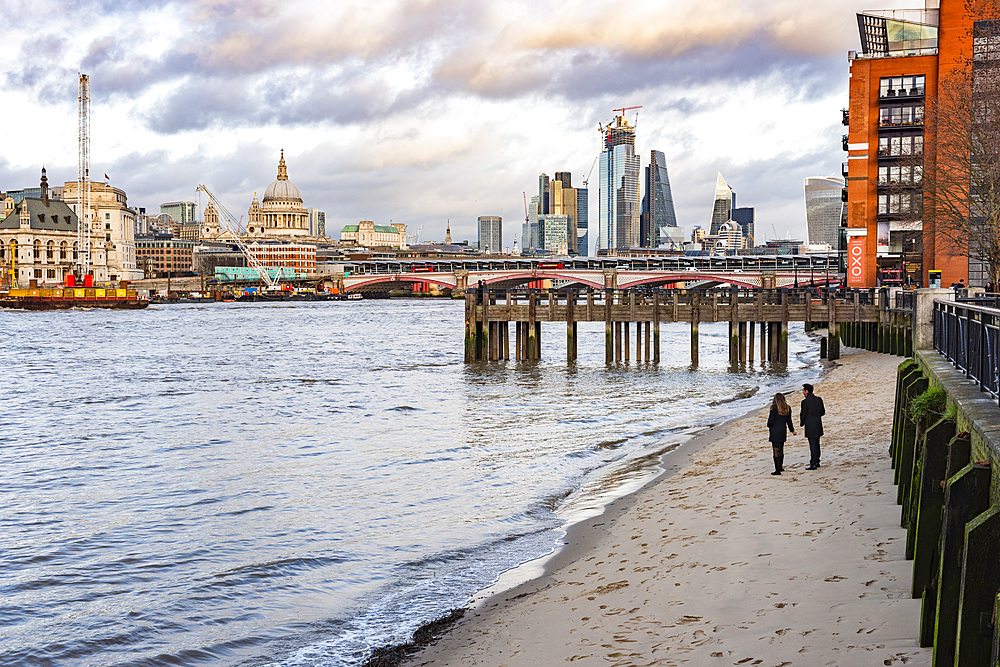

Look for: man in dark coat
[800,383,826,470]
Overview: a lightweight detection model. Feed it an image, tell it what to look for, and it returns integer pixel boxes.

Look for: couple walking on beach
[766,384,826,475]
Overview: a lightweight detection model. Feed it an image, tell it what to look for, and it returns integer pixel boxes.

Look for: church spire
[277,149,288,181]
[40,167,49,206]
[445,219,452,245]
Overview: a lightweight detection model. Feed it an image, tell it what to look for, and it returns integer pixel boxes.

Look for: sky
[0,0,914,253]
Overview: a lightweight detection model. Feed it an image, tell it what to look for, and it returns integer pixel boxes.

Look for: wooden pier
[465,287,887,365]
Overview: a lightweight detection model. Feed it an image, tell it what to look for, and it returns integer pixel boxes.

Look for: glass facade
[804,176,845,249]
[709,173,734,236]
[540,214,570,253]
[598,116,640,250]
[642,150,679,248]
[477,216,502,253]
[576,188,588,256]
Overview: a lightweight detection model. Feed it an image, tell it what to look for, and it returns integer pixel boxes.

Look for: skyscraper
[161,201,196,224]
[641,149,679,248]
[598,115,641,251]
[804,177,845,249]
[731,207,755,244]
[576,187,589,256]
[477,215,502,253]
[709,173,734,236]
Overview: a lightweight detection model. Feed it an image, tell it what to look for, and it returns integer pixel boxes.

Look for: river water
[0,299,822,666]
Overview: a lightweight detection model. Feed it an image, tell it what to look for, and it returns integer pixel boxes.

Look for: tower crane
[582,156,598,188]
[196,184,280,291]
[613,105,643,123]
[77,74,91,278]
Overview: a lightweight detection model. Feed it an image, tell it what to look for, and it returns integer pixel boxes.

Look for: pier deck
[465,287,898,365]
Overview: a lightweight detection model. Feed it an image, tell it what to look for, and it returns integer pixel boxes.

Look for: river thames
[0,299,823,666]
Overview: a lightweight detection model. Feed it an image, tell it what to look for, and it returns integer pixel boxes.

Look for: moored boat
[0,287,149,310]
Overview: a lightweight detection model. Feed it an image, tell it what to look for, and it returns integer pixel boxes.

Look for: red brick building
[846,0,1000,287]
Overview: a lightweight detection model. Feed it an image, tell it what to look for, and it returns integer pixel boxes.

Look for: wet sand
[408,349,928,666]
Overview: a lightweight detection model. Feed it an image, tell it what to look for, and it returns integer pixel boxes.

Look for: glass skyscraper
[477,215,502,253]
[598,116,641,251]
[709,173,735,236]
[641,149,679,247]
[576,187,588,256]
[804,176,845,249]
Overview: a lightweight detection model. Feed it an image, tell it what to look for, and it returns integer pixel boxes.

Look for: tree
[924,3,1000,287]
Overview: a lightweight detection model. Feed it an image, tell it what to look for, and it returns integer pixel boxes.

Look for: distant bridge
[337,255,841,294]
[342,268,839,294]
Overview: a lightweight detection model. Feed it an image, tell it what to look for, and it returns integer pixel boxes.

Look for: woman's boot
[771,456,782,475]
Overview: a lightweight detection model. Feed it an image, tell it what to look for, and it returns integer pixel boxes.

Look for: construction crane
[196,184,280,292]
[523,191,529,227]
[582,156,598,188]
[77,74,91,278]
[613,105,643,121]
[408,224,424,245]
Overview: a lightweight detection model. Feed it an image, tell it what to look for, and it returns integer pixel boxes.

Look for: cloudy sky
[1,0,911,253]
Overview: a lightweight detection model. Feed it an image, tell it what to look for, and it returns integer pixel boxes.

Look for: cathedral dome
[262,149,302,203]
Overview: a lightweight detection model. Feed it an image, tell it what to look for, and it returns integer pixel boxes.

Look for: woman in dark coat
[766,392,796,475]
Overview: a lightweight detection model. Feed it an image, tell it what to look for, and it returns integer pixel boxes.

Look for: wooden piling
[615,321,623,363]
[653,291,661,363]
[465,290,476,362]
[748,321,756,363]
[605,289,613,364]
[567,292,577,363]
[738,321,747,365]
[691,291,700,366]
[643,321,650,362]
[624,318,630,362]
[528,292,537,361]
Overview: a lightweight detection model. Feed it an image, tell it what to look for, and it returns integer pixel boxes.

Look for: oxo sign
[847,237,866,287]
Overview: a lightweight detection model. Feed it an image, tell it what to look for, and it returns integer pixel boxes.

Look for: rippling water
[0,299,822,666]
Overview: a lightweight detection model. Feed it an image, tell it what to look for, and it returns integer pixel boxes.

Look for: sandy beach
[408,349,929,666]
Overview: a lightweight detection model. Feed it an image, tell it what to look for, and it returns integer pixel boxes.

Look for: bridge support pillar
[454,270,469,292]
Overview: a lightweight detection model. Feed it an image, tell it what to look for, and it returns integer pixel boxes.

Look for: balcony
[842,162,849,178]
[842,134,849,152]
[842,108,850,126]
[880,87,926,99]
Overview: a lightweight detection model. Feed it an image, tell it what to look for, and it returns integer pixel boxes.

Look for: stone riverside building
[339,220,407,248]
[0,169,97,286]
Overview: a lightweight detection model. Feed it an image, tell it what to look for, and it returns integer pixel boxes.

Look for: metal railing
[934,300,1000,401]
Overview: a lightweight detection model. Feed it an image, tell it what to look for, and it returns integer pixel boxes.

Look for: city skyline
[1,0,915,253]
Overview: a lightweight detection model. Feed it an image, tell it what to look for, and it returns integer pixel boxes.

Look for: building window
[879,105,924,127]
[878,192,922,215]
[47,269,56,279]
[878,165,923,185]
[878,135,923,157]
[879,75,926,98]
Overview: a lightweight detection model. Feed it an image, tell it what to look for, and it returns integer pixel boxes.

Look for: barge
[0,287,149,310]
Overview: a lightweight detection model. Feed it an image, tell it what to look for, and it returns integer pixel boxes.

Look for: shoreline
[398,348,927,666]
